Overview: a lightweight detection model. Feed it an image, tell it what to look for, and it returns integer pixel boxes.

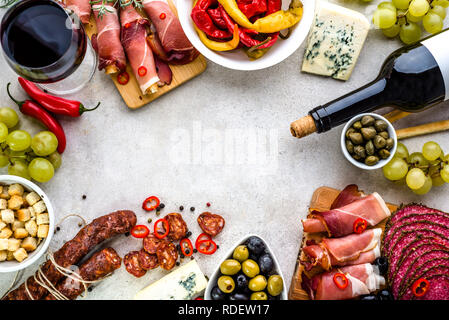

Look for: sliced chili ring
[195,233,212,249]
[117,71,129,85]
[131,225,149,238]
[333,272,348,290]
[142,196,160,212]
[154,218,169,239]
[412,278,429,297]
[159,13,166,19]
[353,218,367,234]
[138,66,147,77]
[180,238,194,257]
[196,238,217,255]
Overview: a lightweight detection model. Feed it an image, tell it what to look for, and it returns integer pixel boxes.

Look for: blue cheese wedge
[134,260,207,300]
[302,1,370,80]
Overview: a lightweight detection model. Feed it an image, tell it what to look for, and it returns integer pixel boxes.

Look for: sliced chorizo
[138,249,159,270]
[156,241,178,270]
[124,251,147,278]
[197,212,225,237]
[143,233,168,254]
[164,213,188,241]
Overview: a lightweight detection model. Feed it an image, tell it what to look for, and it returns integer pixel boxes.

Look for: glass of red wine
[1,0,97,95]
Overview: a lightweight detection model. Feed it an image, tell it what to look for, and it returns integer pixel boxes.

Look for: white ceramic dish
[205,234,287,300]
[341,113,397,170]
[177,0,316,70]
[0,175,54,273]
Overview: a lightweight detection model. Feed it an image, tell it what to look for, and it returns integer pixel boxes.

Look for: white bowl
[341,113,397,170]
[0,175,54,273]
[205,234,287,300]
[177,0,316,70]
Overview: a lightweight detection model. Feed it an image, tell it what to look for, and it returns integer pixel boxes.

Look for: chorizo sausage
[197,212,225,237]
[143,233,168,254]
[124,251,147,278]
[3,210,136,300]
[156,241,178,270]
[138,249,159,270]
[164,213,187,241]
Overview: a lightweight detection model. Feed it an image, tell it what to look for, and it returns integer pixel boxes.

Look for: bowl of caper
[341,113,397,170]
[205,234,286,300]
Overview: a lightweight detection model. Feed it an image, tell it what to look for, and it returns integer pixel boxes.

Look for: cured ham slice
[330,184,364,209]
[91,4,127,74]
[142,0,199,64]
[120,4,159,94]
[301,228,382,271]
[302,193,390,237]
[302,263,385,300]
[66,0,91,24]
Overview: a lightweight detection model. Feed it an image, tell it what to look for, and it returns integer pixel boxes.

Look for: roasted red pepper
[131,225,150,238]
[142,196,160,212]
[7,83,67,154]
[333,273,348,290]
[412,278,429,297]
[237,0,267,19]
[180,238,194,257]
[207,7,228,29]
[154,218,169,239]
[191,0,232,39]
[353,218,368,234]
[18,77,100,117]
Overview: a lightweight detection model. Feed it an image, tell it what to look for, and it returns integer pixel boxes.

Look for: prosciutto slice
[301,228,382,271]
[302,193,390,237]
[91,4,127,74]
[120,4,159,94]
[66,0,91,24]
[302,263,385,300]
[330,184,364,209]
[142,0,199,64]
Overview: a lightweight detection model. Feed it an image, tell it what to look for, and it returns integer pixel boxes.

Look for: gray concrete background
[0,0,448,300]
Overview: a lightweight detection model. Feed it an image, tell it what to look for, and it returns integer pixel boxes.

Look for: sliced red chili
[117,71,129,85]
[180,238,193,257]
[195,233,212,249]
[333,273,348,290]
[159,13,166,19]
[154,218,169,239]
[412,278,429,297]
[195,297,204,300]
[196,238,217,255]
[131,225,149,238]
[142,196,160,212]
[124,22,131,28]
[138,66,147,77]
[353,218,367,234]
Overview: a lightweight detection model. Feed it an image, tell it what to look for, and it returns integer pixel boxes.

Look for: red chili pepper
[159,13,166,19]
[180,238,193,257]
[191,0,232,39]
[195,233,212,248]
[6,83,67,154]
[412,278,429,297]
[196,238,217,255]
[138,66,147,77]
[18,77,100,117]
[131,225,150,238]
[142,196,160,212]
[154,218,169,239]
[117,71,130,85]
[206,8,227,29]
[333,273,348,290]
[124,22,131,28]
[195,297,204,300]
[353,218,368,234]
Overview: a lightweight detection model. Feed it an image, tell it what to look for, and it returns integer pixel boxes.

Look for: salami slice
[197,212,225,237]
[138,249,159,270]
[156,241,178,270]
[124,251,147,278]
[143,233,168,254]
[164,213,187,241]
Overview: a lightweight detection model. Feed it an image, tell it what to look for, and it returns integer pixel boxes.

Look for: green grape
[0,107,19,128]
[432,175,446,187]
[406,11,424,22]
[432,0,449,8]
[406,168,427,189]
[0,122,8,143]
[31,131,58,156]
[400,23,422,44]
[430,5,447,18]
[382,24,401,37]
[412,175,432,195]
[397,10,408,24]
[408,152,429,168]
[0,152,9,167]
[47,152,62,170]
[383,157,409,180]
[395,142,409,160]
[6,130,32,151]
[8,159,31,180]
[423,12,444,34]
[441,165,449,183]
[28,158,54,183]
[409,0,430,16]
[378,1,398,12]
[373,8,397,29]
[393,0,411,9]
[422,141,442,161]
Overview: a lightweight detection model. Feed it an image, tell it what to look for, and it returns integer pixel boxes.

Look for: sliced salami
[164,213,188,241]
[197,212,225,237]
[124,251,147,278]
[137,249,159,270]
[156,241,178,270]
[143,233,168,254]
[401,273,449,300]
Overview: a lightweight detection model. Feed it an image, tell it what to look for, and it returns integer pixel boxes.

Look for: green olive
[250,291,267,300]
[220,259,241,275]
[248,275,267,291]
[242,259,260,278]
[232,245,249,262]
[218,276,235,293]
[267,275,284,296]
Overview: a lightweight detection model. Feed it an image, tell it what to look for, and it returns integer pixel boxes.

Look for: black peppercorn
[160,203,165,209]
[193,249,198,253]
[125,232,130,237]
[190,207,195,212]
[186,231,192,237]
[82,195,86,199]
[176,262,180,266]
[56,227,60,231]
[180,206,184,211]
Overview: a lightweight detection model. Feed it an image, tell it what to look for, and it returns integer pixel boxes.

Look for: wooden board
[288,186,398,300]
[84,0,207,109]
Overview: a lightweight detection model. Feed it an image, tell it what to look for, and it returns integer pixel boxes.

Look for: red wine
[1,0,87,82]
[291,30,449,138]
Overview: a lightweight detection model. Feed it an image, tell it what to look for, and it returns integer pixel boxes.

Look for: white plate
[177,0,316,70]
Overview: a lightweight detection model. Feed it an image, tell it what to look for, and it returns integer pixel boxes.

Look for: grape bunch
[383,141,449,194]
[373,0,448,44]
[0,107,62,183]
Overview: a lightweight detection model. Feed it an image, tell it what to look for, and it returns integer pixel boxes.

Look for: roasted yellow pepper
[194,24,240,51]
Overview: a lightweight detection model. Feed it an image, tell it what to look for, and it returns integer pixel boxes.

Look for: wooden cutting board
[288,186,398,300]
[84,0,207,109]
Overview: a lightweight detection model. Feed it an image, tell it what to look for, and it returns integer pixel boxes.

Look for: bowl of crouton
[0,175,54,272]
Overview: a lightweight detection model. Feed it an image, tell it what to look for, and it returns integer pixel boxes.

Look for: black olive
[229,292,249,300]
[246,236,265,256]
[258,254,274,274]
[374,257,389,275]
[267,293,280,300]
[235,273,248,290]
[249,254,258,261]
[377,289,394,300]
[360,294,378,301]
[211,286,226,300]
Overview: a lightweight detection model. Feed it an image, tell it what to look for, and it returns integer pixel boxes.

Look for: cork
[290,115,317,138]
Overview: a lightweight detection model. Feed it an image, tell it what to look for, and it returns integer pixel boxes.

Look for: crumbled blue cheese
[302,1,370,80]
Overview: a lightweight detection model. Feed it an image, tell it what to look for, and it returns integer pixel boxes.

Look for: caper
[346,140,354,154]
[373,135,386,149]
[361,115,375,127]
[354,145,366,159]
[365,156,380,166]
[242,259,260,278]
[250,291,268,300]
[379,149,391,159]
[374,120,388,132]
[379,131,389,139]
[345,127,356,139]
[248,275,267,292]
[365,140,375,156]
[349,132,364,145]
[233,245,249,262]
[220,259,241,275]
[352,154,362,161]
[385,138,394,150]
[361,127,376,141]
[218,276,235,293]
[267,275,283,297]
[353,121,362,130]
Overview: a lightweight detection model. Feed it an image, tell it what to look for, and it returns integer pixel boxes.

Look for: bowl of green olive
[341,113,397,170]
[205,234,286,300]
